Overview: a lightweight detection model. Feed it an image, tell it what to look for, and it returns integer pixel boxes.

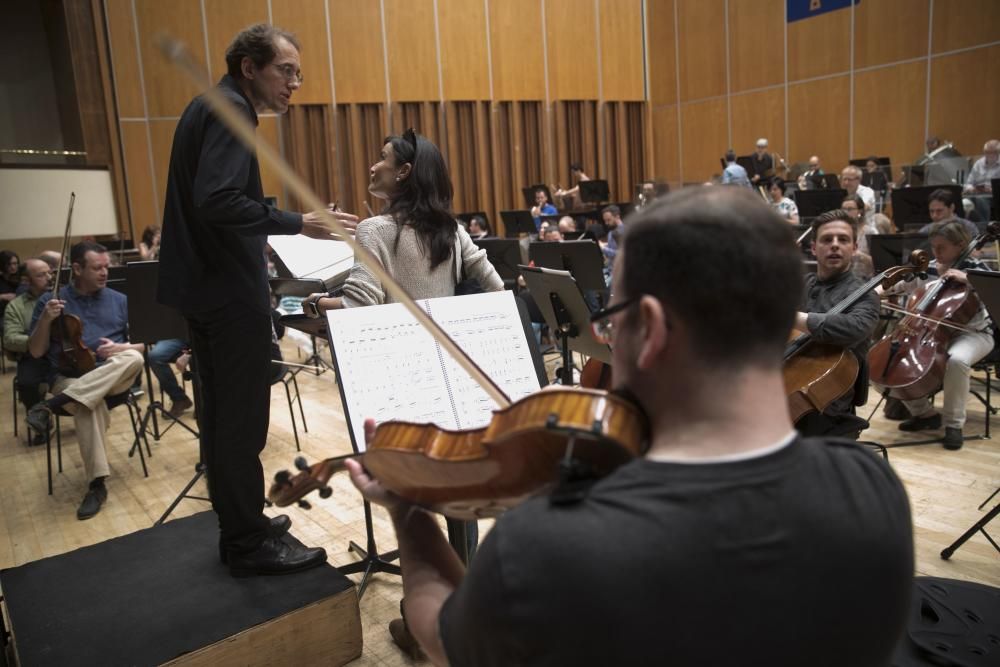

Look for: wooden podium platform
[0,512,361,666]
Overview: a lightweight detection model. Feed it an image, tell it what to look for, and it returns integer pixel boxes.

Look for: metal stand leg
[940,497,1000,560]
[337,500,401,599]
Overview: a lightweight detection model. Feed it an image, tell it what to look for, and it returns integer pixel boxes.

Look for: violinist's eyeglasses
[589,297,639,345]
[272,63,303,84]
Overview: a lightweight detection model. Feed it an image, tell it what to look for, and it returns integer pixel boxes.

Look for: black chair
[969,345,1000,439]
[39,388,151,495]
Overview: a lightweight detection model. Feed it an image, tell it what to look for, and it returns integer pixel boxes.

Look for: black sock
[90,476,106,490]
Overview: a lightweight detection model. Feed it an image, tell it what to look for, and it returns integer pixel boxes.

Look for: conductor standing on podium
[158,24,357,576]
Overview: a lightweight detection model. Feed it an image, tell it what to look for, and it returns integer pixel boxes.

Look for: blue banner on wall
[787,0,860,23]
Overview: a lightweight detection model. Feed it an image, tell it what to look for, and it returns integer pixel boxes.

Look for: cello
[157,38,649,518]
[784,250,929,422]
[868,222,1000,400]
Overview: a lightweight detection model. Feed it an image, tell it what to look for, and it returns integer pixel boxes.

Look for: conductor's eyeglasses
[273,63,303,84]
[590,297,639,345]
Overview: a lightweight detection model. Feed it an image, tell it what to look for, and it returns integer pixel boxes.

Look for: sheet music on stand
[325,290,541,452]
[268,234,354,290]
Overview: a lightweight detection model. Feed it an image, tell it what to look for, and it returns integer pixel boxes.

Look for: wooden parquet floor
[1,339,998,665]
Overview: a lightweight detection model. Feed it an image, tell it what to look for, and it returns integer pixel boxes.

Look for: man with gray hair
[749,138,773,185]
[964,139,1000,194]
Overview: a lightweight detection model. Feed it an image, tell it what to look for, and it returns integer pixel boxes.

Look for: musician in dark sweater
[345,188,912,666]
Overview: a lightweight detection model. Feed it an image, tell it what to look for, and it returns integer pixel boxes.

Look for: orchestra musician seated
[794,210,880,439]
[529,188,557,232]
[797,155,823,190]
[767,177,799,224]
[25,242,145,519]
[345,187,913,666]
[467,215,491,240]
[554,162,590,209]
[918,189,979,238]
[880,221,995,450]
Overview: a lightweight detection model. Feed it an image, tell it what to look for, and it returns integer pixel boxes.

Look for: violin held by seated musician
[870,220,1000,450]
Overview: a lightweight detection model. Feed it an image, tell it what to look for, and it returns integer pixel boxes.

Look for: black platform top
[0,511,354,666]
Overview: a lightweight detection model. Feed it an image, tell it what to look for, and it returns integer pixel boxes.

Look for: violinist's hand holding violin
[300,204,360,241]
[40,298,65,322]
[344,418,411,517]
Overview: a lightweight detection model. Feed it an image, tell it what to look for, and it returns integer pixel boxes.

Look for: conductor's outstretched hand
[301,204,359,241]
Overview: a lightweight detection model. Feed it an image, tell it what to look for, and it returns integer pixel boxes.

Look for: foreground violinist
[347,187,913,666]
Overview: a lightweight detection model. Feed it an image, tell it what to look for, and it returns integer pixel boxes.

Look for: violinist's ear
[635,295,668,371]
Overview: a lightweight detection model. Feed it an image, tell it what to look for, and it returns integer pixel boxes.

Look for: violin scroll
[267,454,353,508]
[879,249,930,291]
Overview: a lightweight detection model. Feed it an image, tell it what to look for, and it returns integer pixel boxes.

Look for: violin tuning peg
[319,486,333,499]
[297,499,312,510]
[294,456,309,471]
[274,470,291,486]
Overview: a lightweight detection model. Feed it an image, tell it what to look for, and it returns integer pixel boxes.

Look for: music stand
[528,240,607,292]
[868,234,929,273]
[992,179,999,222]
[938,268,1000,560]
[520,266,611,385]
[123,261,199,441]
[521,184,554,209]
[500,209,539,237]
[891,185,964,228]
[579,180,610,204]
[473,239,521,288]
[793,188,847,218]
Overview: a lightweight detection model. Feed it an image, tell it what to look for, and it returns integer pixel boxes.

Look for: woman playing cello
[878,221,994,449]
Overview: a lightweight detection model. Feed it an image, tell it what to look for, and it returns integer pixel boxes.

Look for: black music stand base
[337,500,400,599]
[940,487,1000,559]
[301,335,336,376]
[140,346,199,442]
[155,462,210,525]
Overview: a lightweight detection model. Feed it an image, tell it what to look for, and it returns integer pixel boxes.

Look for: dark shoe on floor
[26,402,52,435]
[77,484,108,520]
[227,537,326,577]
[389,618,425,660]
[167,395,193,418]
[28,430,47,447]
[899,412,942,432]
[883,397,909,420]
[219,515,293,564]
[943,427,964,450]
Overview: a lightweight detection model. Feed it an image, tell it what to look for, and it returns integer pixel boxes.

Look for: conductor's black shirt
[158,75,302,316]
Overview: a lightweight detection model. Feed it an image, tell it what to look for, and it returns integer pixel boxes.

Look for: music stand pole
[138,343,199,441]
[549,293,578,386]
[940,487,1000,559]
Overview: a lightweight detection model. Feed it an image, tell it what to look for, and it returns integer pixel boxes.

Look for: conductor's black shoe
[899,412,942,432]
[943,427,964,450]
[26,403,52,436]
[76,484,108,520]
[227,537,327,577]
[219,515,293,564]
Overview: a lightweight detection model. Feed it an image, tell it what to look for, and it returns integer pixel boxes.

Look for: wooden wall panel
[148,118,178,219]
[600,0,644,101]
[728,0,784,93]
[731,88,785,162]
[854,0,928,69]
[787,7,850,82]
[676,0,725,101]
[437,0,490,100]
[651,105,679,185]
[270,0,332,105]
[788,76,850,177]
[853,61,926,182]
[134,0,206,117]
[119,121,157,231]
[384,0,440,101]
[488,0,546,100]
[328,0,386,103]
[932,0,1000,54]
[646,0,677,106]
[202,0,269,82]
[679,98,727,182]
[104,0,143,117]
[545,0,599,100]
[257,115,284,206]
[929,45,1000,158]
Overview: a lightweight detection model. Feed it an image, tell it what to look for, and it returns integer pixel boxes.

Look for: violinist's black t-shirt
[439,437,913,667]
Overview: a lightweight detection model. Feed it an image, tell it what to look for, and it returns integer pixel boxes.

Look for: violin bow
[52,192,76,300]
[156,35,511,408]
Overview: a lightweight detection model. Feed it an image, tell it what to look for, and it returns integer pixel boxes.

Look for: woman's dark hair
[383,129,456,270]
[470,215,490,235]
[928,188,955,209]
[142,225,160,247]
[225,24,300,79]
[0,250,19,276]
[569,162,583,173]
[841,193,866,214]
[768,176,786,193]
